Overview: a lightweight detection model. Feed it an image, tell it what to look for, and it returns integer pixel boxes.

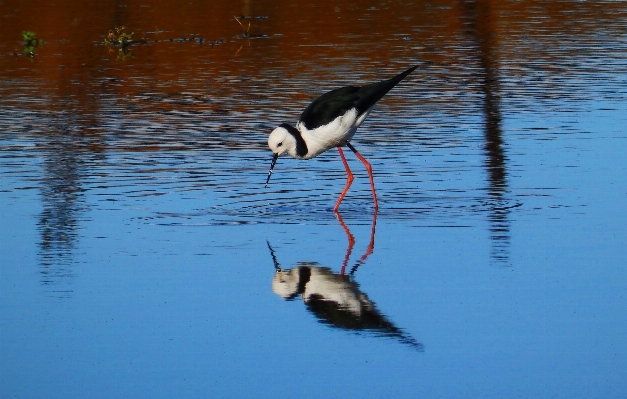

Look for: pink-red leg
[334,146,354,212]
[346,143,378,210]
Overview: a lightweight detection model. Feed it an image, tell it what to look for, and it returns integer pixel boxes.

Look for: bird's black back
[298,65,418,130]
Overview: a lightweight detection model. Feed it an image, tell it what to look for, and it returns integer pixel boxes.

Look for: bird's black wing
[298,86,361,130]
[298,65,417,131]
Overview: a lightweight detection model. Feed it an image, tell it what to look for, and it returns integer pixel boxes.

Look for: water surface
[1,0,627,397]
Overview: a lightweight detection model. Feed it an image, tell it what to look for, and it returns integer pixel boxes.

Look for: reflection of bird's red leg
[347,143,378,210]
[334,211,355,275]
[334,146,354,212]
[352,208,378,272]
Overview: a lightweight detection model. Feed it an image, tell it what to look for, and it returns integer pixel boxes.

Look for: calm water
[1,0,627,397]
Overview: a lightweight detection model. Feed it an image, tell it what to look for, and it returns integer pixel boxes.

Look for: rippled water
[2,0,627,398]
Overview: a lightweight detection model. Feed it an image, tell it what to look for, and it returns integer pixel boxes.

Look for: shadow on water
[38,142,84,274]
[267,211,424,351]
[461,0,511,265]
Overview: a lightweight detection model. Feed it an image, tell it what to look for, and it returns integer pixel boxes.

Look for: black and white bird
[265,65,418,211]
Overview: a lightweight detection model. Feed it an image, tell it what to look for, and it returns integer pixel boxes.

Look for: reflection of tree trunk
[39,153,82,258]
[37,116,104,293]
[460,0,510,264]
[38,136,85,288]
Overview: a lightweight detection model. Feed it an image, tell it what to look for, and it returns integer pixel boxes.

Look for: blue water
[2,1,627,398]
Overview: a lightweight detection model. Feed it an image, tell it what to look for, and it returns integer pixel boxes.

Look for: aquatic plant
[103,26,137,61]
[21,31,44,57]
[104,26,134,47]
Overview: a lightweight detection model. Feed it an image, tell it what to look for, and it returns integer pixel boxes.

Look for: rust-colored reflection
[2,0,623,119]
[266,210,421,350]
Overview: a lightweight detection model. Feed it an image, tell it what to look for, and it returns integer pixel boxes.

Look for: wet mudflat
[1,0,627,397]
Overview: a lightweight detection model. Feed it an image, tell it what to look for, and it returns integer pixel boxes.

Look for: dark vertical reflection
[37,112,102,296]
[460,0,511,265]
[38,140,83,295]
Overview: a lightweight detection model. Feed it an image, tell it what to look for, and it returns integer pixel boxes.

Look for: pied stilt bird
[265,65,418,211]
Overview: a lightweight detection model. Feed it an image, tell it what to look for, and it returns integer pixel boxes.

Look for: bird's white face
[271,269,300,299]
[268,126,294,157]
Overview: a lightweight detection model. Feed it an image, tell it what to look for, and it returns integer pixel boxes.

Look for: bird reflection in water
[267,211,423,351]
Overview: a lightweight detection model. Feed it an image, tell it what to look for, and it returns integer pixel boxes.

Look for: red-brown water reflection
[1,0,625,134]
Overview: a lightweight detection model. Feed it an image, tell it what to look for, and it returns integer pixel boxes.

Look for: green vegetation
[21,31,44,57]
[104,26,134,47]
[103,26,135,61]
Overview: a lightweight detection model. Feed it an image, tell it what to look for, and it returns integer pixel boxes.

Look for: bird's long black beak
[266,240,281,271]
[265,153,279,188]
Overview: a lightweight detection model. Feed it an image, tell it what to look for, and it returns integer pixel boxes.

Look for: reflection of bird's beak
[265,153,279,188]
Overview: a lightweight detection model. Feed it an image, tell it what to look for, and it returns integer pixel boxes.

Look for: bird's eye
[277,142,283,147]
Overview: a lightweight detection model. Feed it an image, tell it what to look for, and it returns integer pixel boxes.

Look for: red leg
[346,143,378,210]
[334,146,354,212]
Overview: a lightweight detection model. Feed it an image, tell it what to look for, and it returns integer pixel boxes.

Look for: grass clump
[104,26,134,47]
[21,31,44,57]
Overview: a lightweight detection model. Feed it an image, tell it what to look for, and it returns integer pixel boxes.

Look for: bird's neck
[280,123,309,158]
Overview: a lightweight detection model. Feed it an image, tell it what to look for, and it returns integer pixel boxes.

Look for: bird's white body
[272,266,366,315]
[269,106,374,160]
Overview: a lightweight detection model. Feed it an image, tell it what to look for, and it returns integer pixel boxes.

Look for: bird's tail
[354,64,421,113]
